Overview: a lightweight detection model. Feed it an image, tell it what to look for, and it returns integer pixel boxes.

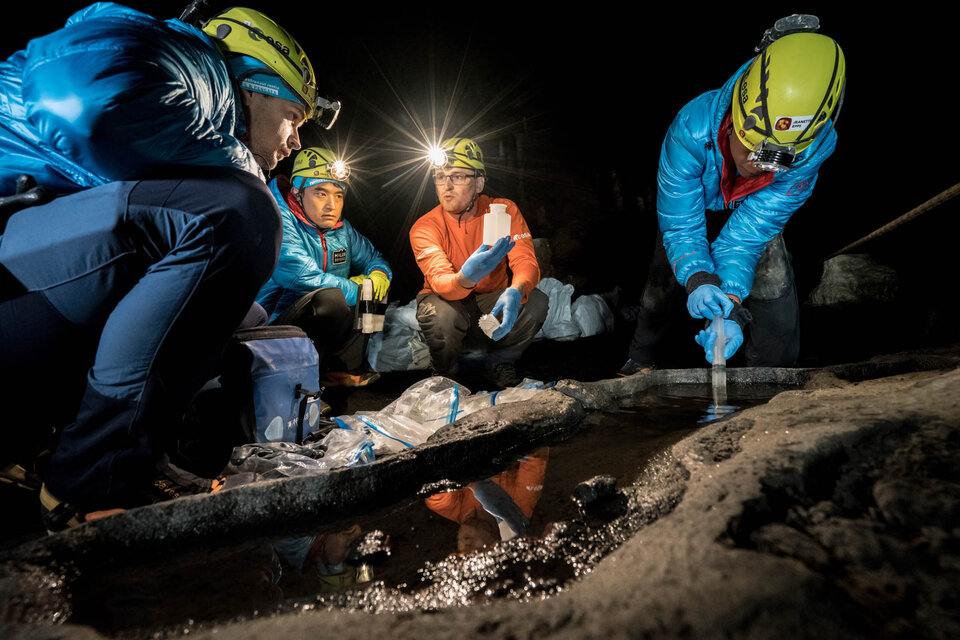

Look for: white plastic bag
[535,278,580,341]
[368,300,432,372]
[571,294,614,337]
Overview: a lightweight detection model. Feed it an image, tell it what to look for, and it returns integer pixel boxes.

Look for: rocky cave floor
[2,329,960,639]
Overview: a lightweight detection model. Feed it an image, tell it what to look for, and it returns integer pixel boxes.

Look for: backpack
[175,325,325,476]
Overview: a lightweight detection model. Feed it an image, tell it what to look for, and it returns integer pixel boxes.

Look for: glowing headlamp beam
[330,160,349,181]
[428,147,448,168]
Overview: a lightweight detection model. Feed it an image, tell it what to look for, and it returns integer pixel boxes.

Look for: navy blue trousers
[0,168,280,509]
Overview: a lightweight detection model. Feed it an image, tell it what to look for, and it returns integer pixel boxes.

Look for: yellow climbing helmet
[732,31,845,172]
[203,7,341,129]
[432,137,485,174]
[291,147,350,189]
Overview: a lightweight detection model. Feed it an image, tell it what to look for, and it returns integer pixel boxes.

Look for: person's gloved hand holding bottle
[686,283,733,320]
[459,236,515,285]
[490,287,522,340]
[695,318,744,363]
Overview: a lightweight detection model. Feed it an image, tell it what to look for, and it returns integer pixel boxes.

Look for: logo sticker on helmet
[775,115,815,132]
[246,25,291,56]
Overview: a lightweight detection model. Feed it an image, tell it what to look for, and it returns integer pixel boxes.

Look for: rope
[825,181,960,260]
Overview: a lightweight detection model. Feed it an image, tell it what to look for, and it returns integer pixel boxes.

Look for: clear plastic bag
[223,376,550,478]
[334,413,433,455]
[379,376,472,425]
[319,426,376,467]
[228,441,332,478]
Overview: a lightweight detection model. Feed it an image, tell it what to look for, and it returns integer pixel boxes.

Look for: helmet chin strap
[252,151,271,171]
[453,177,486,226]
[455,193,480,227]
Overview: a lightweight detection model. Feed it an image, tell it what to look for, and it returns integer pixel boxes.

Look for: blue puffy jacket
[658,59,837,302]
[0,3,259,196]
[256,177,392,318]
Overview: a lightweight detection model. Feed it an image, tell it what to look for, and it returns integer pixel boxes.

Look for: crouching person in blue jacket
[0,6,337,529]
[620,18,846,374]
[257,147,392,387]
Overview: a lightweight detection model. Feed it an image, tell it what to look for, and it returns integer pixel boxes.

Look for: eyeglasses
[433,172,477,185]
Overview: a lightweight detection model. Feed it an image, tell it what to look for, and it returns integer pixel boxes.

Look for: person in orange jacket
[426,447,548,553]
[409,137,547,388]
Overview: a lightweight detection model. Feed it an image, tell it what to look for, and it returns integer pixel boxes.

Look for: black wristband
[728,302,752,330]
[701,302,752,331]
[685,271,722,295]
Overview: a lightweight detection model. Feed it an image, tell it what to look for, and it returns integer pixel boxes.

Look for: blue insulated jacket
[0,3,259,196]
[256,178,392,319]
[657,59,837,301]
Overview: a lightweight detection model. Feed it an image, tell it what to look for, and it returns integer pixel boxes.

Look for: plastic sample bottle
[482,202,512,246]
[711,314,727,407]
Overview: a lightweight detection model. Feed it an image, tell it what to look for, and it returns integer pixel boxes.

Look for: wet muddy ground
[3,378,779,637]
[3,344,960,639]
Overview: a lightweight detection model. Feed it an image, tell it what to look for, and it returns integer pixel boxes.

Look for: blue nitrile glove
[470,479,529,537]
[695,319,744,363]
[490,287,522,341]
[686,284,734,320]
[460,236,515,284]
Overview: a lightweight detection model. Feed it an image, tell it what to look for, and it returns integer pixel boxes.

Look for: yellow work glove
[349,272,391,300]
[368,271,391,300]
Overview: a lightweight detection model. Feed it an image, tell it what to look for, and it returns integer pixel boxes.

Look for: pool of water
[61,386,784,635]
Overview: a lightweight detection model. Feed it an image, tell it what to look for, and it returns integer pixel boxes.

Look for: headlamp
[313,97,341,130]
[428,147,448,168]
[329,159,350,181]
[748,140,797,173]
[755,14,820,52]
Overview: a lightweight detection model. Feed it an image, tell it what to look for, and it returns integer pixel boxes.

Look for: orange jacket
[409,195,540,303]
[425,447,548,524]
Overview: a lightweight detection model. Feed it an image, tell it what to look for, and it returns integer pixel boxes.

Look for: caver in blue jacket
[0,2,259,196]
[257,176,392,319]
[0,3,283,512]
[658,59,837,302]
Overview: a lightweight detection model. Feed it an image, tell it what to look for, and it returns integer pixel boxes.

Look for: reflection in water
[426,446,550,554]
[702,402,739,423]
[273,525,374,590]
[63,388,785,634]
